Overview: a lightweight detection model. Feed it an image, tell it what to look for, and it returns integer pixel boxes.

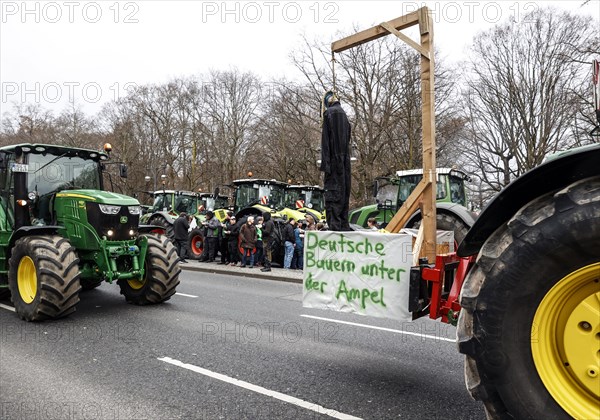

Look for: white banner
[302,231,413,321]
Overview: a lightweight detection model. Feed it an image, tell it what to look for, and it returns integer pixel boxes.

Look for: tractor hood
[55,190,139,206]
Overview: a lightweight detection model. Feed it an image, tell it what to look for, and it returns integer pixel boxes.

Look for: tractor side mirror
[372,180,379,198]
[213,186,220,199]
[119,163,128,178]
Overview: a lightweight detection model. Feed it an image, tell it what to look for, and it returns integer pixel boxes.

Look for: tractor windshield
[307,189,325,212]
[284,189,303,208]
[28,153,101,194]
[376,179,399,207]
[174,195,198,215]
[235,184,259,212]
[26,153,101,224]
[397,175,446,205]
[262,185,285,209]
[152,193,173,212]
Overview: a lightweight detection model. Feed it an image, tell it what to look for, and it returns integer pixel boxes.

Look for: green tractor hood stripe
[56,190,139,205]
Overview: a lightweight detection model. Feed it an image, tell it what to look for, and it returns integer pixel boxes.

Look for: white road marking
[157,357,362,420]
[175,292,198,298]
[300,314,455,343]
[0,303,15,312]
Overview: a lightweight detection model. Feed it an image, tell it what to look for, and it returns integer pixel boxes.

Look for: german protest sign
[302,231,413,321]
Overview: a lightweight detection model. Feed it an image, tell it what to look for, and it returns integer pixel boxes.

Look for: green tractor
[140,189,209,258]
[348,168,476,245]
[0,143,180,321]
[284,185,326,224]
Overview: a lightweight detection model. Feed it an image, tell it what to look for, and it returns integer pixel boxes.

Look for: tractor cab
[285,185,326,222]
[232,178,287,218]
[149,190,199,216]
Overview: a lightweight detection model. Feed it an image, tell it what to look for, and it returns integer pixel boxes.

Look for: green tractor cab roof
[0,143,110,161]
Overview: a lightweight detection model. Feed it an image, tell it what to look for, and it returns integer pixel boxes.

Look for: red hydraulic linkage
[420,253,476,324]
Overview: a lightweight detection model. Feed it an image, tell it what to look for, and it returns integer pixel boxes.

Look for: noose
[321,52,338,127]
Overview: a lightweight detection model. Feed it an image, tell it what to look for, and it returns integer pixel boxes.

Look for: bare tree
[460,7,600,198]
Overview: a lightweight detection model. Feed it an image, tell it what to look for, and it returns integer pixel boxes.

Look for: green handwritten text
[304,273,327,293]
[305,232,385,256]
[335,279,386,310]
[360,260,406,282]
[306,251,356,273]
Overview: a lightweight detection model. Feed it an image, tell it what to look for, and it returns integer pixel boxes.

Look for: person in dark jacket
[228,216,240,266]
[173,212,190,263]
[239,216,257,268]
[320,91,352,231]
[260,212,275,272]
[219,213,233,264]
[201,211,220,262]
[283,218,296,269]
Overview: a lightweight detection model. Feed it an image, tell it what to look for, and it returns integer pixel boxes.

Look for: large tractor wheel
[148,215,174,239]
[8,236,81,321]
[118,234,180,305]
[457,177,600,419]
[188,228,204,260]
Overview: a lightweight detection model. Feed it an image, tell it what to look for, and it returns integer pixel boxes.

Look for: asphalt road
[0,270,485,419]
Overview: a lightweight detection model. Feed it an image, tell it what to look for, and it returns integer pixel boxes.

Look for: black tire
[188,228,204,260]
[8,236,81,321]
[148,215,174,240]
[118,234,180,305]
[408,212,470,249]
[457,177,600,419]
[80,278,103,291]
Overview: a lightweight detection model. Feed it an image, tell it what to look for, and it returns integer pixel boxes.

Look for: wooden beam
[384,179,429,233]
[379,21,429,59]
[331,11,420,53]
[420,10,437,262]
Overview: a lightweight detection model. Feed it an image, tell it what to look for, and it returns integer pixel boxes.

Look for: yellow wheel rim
[127,276,146,290]
[531,263,600,419]
[17,256,37,304]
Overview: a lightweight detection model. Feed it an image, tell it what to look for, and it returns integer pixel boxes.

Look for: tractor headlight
[128,206,142,215]
[107,229,114,237]
[99,204,121,215]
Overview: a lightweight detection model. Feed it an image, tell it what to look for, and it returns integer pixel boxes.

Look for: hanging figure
[320,91,352,231]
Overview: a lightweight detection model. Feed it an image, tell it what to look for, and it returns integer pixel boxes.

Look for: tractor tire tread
[9,235,81,321]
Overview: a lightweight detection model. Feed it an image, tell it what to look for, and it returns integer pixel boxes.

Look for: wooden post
[331,7,437,262]
[419,8,437,263]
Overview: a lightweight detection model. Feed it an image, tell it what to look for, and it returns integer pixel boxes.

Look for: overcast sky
[1,0,598,115]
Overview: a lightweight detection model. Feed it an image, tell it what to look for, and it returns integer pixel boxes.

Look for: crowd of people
[172,211,330,271]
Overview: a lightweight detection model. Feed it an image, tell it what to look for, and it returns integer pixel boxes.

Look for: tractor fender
[148,211,175,225]
[405,202,477,229]
[8,225,63,250]
[458,143,600,257]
